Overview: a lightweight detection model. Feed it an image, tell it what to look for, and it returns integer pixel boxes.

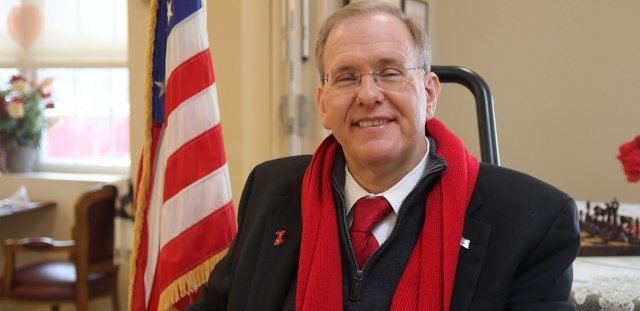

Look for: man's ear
[316,85,331,130]
[424,71,441,119]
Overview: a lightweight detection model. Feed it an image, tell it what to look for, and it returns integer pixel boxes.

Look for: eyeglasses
[321,66,426,92]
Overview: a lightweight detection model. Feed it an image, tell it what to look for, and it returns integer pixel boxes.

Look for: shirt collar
[344,138,429,215]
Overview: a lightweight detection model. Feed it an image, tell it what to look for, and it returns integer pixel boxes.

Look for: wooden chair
[1,184,120,311]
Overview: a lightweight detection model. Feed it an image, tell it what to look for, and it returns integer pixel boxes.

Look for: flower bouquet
[0,75,54,172]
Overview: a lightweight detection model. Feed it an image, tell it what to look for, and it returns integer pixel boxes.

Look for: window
[1,0,129,172]
[40,68,130,169]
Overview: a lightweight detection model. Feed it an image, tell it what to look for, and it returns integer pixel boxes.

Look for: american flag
[129,0,237,310]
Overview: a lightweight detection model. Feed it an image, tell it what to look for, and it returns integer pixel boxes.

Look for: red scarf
[295,118,479,311]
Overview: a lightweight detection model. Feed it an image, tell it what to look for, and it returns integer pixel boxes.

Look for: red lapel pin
[274,230,286,246]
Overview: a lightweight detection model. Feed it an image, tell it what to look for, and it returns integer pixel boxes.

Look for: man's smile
[355,119,390,127]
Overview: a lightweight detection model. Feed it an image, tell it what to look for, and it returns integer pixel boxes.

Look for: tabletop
[572,256,640,311]
[0,201,56,218]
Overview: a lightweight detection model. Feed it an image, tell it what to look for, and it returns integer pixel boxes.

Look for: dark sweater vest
[330,145,447,311]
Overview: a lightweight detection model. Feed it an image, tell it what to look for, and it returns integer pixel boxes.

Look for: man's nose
[356,73,383,105]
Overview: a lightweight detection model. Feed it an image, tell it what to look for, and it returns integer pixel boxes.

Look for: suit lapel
[450,189,492,311]
[243,189,302,310]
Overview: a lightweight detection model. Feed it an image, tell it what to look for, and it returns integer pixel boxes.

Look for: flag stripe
[166,9,209,80]
[163,125,227,202]
[165,50,215,122]
[164,85,221,160]
[144,127,169,305]
[147,203,237,311]
[161,204,235,277]
[161,163,233,246]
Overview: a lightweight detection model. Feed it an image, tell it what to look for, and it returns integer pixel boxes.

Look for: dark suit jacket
[189,155,580,311]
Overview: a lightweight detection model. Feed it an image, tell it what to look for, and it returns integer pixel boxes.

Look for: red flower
[9,75,26,84]
[617,135,640,182]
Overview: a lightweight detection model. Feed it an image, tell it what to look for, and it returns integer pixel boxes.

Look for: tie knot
[351,196,392,233]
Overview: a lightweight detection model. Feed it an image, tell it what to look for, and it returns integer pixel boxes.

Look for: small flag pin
[274,230,286,246]
[460,237,470,249]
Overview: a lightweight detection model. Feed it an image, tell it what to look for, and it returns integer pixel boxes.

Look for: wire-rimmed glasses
[321,66,426,92]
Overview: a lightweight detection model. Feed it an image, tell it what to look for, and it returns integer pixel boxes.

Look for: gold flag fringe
[127,0,158,309]
[157,248,230,311]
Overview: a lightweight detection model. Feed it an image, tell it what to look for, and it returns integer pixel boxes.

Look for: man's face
[316,13,440,174]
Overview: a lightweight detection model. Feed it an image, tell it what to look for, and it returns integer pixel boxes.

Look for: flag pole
[127,0,158,309]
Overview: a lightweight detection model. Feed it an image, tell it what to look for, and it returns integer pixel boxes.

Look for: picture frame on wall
[403,0,429,33]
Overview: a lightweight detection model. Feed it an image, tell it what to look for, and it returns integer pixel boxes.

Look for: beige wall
[129,0,640,209]
[429,0,640,203]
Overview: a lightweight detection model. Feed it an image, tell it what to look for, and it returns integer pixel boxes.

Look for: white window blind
[0,0,127,67]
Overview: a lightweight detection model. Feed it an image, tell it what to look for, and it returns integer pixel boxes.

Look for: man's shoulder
[476,163,571,203]
[473,163,578,244]
[249,155,312,185]
[239,155,312,209]
[254,155,312,173]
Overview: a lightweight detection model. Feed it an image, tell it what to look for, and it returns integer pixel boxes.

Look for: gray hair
[315,1,432,80]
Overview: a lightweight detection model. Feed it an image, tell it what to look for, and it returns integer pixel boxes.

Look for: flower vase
[7,146,38,173]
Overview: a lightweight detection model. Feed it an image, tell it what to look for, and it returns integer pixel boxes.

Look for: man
[189,1,580,310]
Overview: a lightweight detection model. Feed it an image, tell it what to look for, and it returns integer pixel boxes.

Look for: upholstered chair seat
[10,259,117,300]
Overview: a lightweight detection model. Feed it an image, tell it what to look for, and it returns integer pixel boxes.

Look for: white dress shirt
[344,139,429,245]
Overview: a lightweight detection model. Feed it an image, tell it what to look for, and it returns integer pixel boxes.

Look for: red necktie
[350,196,392,269]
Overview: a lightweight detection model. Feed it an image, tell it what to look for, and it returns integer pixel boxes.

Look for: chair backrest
[73,184,118,268]
[431,66,500,165]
